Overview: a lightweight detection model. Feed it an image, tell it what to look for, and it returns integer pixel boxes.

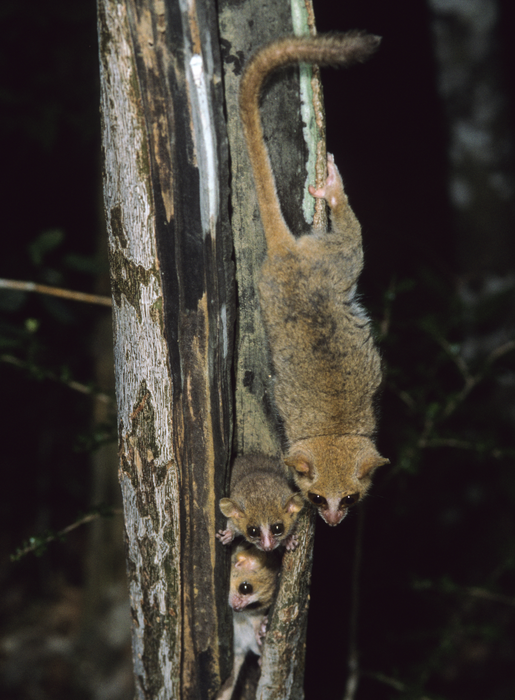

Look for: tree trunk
[217,2,324,696]
[98,0,325,697]
[98,0,234,697]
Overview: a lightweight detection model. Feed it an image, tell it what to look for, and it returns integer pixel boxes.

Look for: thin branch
[388,336,515,449]
[421,437,510,458]
[11,507,123,561]
[386,381,417,411]
[1,354,114,404]
[418,577,515,608]
[415,335,515,447]
[440,377,478,420]
[0,278,112,306]
[422,437,480,450]
[417,413,436,450]
[411,554,515,690]
[434,335,471,381]
[434,335,515,420]
[484,338,515,363]
[466,586,515,608]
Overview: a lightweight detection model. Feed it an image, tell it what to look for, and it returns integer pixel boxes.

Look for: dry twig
[11,507,123,561]
[0,278,112,306]
[1,354,113,404]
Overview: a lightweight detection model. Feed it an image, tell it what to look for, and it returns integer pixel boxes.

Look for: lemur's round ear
[234,551,260,571]
[357,453,389,480]
[284,453,314,479]
[219,498,244,519]
[285,493,304,514]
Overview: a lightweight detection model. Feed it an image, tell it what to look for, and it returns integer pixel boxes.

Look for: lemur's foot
[257,616,269,646]
[215,529,234,545]
[308,153,347,210]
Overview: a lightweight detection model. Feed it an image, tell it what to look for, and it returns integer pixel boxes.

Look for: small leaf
[63,253,103,275]
[27,229,65,266]
[25,318,40,333]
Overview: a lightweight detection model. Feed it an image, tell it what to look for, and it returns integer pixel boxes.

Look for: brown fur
[228,543,281,612]
[217,455,304,550]
[239,33,389,526]
[216,544,280,700]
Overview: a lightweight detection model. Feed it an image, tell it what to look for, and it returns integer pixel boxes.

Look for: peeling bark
[218,1,321,697]
[218,0,325,457]
[255,508,316,700]
[98,0,234,698]
[99,0,324,696]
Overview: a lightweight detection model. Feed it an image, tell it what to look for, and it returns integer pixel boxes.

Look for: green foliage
[355,268,515,699]
[2,1,514,697]
[10,504,120,562]
[74,421,118,453]
[27,228,65,266]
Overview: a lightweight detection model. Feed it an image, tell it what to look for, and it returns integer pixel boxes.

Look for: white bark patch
[99,4,155,269]
[177,0,220,239]
[98,2,181,698]
[189,53,219,237]
[291,0,317,225]
[114,286,174,462]
[121,471,180,700]
[99,3,174,463]
[221,303,228,359]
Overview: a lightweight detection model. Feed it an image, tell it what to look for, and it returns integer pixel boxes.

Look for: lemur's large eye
[341,493,359,508]
[239,582,253,595]
[247,526,260,539]
[271,523,284,536]
[308,493,327,507]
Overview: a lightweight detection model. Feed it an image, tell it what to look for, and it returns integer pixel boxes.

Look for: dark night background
[1,1,514,699]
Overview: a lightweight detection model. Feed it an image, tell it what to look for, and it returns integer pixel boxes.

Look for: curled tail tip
[342,30,382,62]
[367,32,382,46]
[365,32,382,53]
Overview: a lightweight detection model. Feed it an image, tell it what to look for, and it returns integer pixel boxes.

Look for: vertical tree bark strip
[218,0,322,696]
[98,1,234,698]
[219,0,309,456]
[255,508,316,700]
[100,0,327,695]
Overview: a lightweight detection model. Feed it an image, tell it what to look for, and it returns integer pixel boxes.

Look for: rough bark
[218,0,323,697]
[218,0,327,457]
[255,508,315,700]
[99,0,325,696]
[98,0,234,698]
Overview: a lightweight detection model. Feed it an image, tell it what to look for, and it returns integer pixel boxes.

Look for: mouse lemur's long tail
[238,32,380,247]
